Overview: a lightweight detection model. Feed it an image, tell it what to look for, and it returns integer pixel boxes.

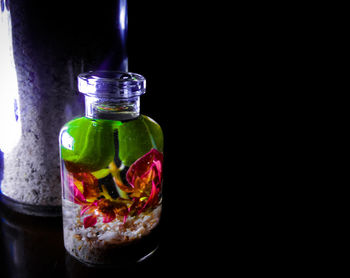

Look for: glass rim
[78,70,146,98]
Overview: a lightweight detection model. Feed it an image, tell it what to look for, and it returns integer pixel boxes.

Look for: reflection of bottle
[59,71,163,265]
[65,245,160,276]
[0,203,66,278]
[0,0,128,216]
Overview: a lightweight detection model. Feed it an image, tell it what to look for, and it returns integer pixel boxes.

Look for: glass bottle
[59,71,163,265]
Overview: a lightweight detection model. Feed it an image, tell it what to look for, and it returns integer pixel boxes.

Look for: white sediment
[62,199,161,265]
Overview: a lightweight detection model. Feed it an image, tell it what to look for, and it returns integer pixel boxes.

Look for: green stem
[109,161,129,199]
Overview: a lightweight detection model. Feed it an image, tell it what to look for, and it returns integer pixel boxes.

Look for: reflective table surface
[0,195,197,277]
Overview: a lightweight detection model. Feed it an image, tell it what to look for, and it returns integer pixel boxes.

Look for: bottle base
[0,193,61,217]
[65,244,159,269]
[64,219,161,267]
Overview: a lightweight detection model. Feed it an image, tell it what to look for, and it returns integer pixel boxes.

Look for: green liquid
[59,115,163,227]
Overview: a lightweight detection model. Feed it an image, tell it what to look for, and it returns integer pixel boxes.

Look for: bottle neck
[84,95,140,121]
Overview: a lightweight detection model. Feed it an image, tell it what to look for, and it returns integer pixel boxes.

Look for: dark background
[126,2,217,273]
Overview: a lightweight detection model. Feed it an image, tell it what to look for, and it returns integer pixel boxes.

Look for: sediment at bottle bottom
[62,199,161,265]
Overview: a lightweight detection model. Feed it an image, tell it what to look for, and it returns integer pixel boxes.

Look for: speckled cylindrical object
[0,0,128,214]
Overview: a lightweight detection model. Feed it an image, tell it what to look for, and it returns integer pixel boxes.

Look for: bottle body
[59,114,163,265]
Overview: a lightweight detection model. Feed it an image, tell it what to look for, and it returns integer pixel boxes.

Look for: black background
[0,1,221,277]
[125,1,217,273]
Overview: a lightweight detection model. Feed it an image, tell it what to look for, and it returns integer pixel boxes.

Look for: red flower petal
[83,214,97,228]
[74,172,99,200]
[102,212,116,223]
[138,180,159,214]
[67,173,87,205]
[123,214,128,223]
[126,149,163,187]
[80,201,98,216]
[73,185,86,204]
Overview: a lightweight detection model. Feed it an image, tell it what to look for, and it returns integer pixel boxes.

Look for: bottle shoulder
[61,116,87,129]
[59,115,163,143]
[140,114,162,130]
[60,117,121,133]
[61,115,161,128]
[139,114,163,142]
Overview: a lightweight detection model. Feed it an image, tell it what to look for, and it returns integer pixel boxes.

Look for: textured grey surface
[1,1,84,206]
[0,0,127,208]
